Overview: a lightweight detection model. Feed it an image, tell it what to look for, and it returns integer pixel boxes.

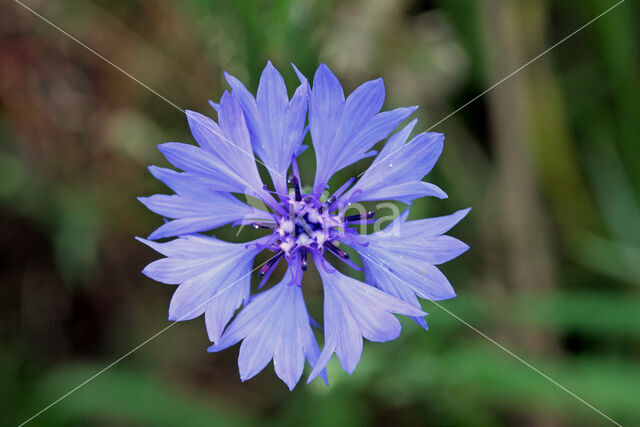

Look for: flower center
[277,198,343,256]
[253,171,375,279]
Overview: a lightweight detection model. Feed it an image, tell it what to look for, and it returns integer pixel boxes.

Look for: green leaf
[22,364,254,427]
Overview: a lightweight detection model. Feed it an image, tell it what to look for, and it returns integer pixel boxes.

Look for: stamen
[259,251,284,276]
[287,175,302,202]
[336,189,363,210]
[330,177,355,201]
[301,247,308,271]
[290,155,301,185]
[258,262,276,289]
[319,196,336,213]
[326,241,349,259]
[345,211,375,222]
[233,218,277,227]
[250,222,275,229]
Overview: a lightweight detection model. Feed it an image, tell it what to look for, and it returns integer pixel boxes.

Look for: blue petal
[364,260,429,329]
[309,64,344,162]
[346,208,470,324]
[353,182,447,204]
[177,96,268,199]
[386,207,471,237]
[334,79,385,144]
[295,142,309,157]
[136,234,233,258]
[159,142,228,181]
[349,106,417,159]
[272,284,307,389]
[147,166,216,197]
[137,193,231,218]
[137,235,262,328]
[256,61,289,150]
[365,250,456,299]
[308,259,424,382]
[226,63,308,194]
[208,100,219,112]
[224,71,265,154]
[146,218,226,241]
[217,93,255,165]
[209,273,325,390]
[343,124,446,203]
[307,64,417,194]
[208,288,275,351]
[141,256,219,285]
[311,72,384,193]
[205,271,250,344]
[217,93,269,193]
[158,142,248,194]
[138,191,269,240]
[282,81,308,160]
[315,77,386,189]
[373,234,469,266]
[168,255,252,321]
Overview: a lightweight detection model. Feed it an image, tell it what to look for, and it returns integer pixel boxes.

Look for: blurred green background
[1,0,639,425]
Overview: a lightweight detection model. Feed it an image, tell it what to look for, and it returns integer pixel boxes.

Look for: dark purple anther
[326,242,349,259]
[301,247,308,271]
[288,175,303,202]
[251,222,275,229]
[345,211,375,222]
[259,251,284,276]
[319,196,336,213]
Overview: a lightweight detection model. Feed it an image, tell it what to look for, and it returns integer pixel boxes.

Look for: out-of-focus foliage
[1,0,638,426]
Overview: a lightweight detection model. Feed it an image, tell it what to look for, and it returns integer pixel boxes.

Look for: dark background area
[1,0,639,425]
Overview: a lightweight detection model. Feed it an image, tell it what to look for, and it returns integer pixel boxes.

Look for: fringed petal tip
[208,100,220,112]
[413,315,429,331]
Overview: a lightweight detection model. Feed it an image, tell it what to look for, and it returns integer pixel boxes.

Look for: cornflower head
[138,62,469,390]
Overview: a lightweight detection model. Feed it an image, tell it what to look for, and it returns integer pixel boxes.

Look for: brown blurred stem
[481,0,559,423]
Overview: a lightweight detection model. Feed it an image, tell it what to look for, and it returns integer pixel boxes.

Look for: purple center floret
[251,160,374,281]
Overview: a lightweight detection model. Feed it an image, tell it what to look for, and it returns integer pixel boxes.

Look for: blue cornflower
[138,62,469,390]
